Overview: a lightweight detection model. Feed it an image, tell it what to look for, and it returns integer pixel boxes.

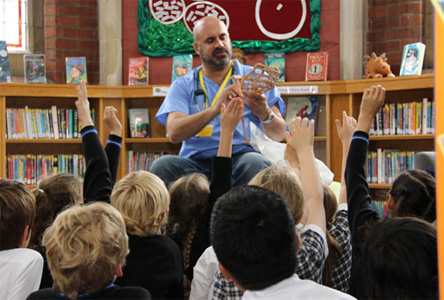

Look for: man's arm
[243,91,286,142]
[166,85,239,143]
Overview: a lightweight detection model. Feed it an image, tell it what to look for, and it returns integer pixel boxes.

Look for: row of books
[370,99,435,136]
[5,107,95,139]
[367,149,416,184]
[128,151,170,172]
[372,200,389,219]
[7,154,85,185]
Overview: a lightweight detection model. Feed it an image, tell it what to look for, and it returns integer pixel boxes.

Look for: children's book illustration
[399,42,426,76]
[128,57,149,85]
[285,96,319,124]
[24,54,47,83]
[128,108,150,138]
[264,53,285,82]
[172,54,192,82]
[305,52,328,81]
[0,41,11,83]
[66,57,87,84]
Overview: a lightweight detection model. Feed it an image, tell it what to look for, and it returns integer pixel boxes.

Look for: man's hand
[212,85,241,115]
[242,91,270,121]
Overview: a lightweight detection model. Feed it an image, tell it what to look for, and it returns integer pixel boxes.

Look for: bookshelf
[0,74,434,190]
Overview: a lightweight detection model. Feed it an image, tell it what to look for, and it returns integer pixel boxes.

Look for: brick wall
[367,0,427,75]
[44,0,99,84]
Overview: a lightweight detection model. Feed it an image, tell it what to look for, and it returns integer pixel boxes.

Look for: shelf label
[278,85,319,94]
[153,86,170,96]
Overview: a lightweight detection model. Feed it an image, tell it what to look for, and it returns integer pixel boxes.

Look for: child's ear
[387,194,396,215]
[115,263,123,277]
[219,262,231,280]
[20,225,30,248]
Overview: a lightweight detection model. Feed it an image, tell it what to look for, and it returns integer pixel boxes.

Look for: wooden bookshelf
[0,74,434,187]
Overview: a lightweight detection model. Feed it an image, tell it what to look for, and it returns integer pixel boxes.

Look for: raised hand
[335,110,357,147]
[103,106,122,136]
[357,85,386,133]
[285,117,315,155]
[220,97,243,134]
[75,80,94,128]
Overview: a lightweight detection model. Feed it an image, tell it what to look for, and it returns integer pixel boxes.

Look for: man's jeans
[149,152,271,188]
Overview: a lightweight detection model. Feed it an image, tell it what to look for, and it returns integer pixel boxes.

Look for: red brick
[56,16,79,27]
[367,30,386,42]
[79,17,98,28]
[79,0,98,6]
[64,50,84,57]
[371,40,402,53]
[78,6,97,17]
[400,15,424,26]
[54,38,78,49]
[44,16,56,26]
[45,38,57,49]
[401,3,424,14]
[369,6,389,19]
[44,4,56,15]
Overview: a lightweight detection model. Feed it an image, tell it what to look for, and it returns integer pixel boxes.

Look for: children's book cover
[285,96,319,124]
[399,42,426,76]
[264,53,285,82]
[305,52,328,81]
[128,57,149,85]
[0,41,11,83]
[128,108,150,138]
[172,54,192,82]
[24,54,47,83]
[65,57,88,84]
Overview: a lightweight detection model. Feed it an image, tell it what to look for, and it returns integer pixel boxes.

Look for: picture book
[128,57,149,85]
[0,41,11,83]
[305,52,328,81]
[172,54,192,82]
[285,96,319,124]
[399,42,426,76]
[264,53,285,82]
[128,108,150,138]
[65,57,87,84]
[24,54,47,83]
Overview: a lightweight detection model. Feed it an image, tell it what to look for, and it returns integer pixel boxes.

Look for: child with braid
[166,97,244,295]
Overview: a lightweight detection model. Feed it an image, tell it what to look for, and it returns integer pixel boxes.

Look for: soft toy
[364,52,395,78]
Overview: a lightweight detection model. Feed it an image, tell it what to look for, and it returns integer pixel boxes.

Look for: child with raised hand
[168,98,243,297]
[208,117,331,300]
[76,81,183,299]
[346,85,438,299]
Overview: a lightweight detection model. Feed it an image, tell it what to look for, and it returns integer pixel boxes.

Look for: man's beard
[201,47,232,70]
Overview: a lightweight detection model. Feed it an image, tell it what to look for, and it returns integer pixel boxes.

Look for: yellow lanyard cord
[199,63,233,109]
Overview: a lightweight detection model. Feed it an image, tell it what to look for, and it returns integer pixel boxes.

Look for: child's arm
[76,81,112,203]
[209,98,243,206]
[217,98,243,157]
[286,117,326,233]
[335,111,357,205]
[103,106,122,186]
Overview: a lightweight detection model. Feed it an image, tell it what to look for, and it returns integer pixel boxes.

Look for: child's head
[168,173,210,228]
[44,202,128,299]
[0,179,36,250]
[31,174,83,253]
[211,185,297,291]
[362,217,437,299]
[249,165,306,223]
[388,169,435,222]
[111,171,169,236]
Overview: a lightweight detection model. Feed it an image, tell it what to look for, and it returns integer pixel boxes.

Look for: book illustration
[66,57,88,84]
[172,54,192,82]
[128,108,150,138]
[264,53,285,82]
[24,54,47,83]
[285,96,319,124]
[0,41,11,83]
[305,51,328,81]
[399,42,426,76]
[128,57,149,85]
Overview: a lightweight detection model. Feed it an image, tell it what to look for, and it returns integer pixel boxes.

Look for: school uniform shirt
[242,274,356,300]
[0,248,43,300]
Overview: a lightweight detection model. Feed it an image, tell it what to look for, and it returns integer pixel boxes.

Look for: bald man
[150,17,286,187]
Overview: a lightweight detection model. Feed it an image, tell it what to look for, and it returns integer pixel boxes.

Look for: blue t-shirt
[156,60,286,158]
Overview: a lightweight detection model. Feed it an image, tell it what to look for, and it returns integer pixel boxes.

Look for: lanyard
[198,62,233,109]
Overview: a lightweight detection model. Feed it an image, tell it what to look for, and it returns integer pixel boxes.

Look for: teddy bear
[364,52,395,78]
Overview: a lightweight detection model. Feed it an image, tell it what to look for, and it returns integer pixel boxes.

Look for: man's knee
[233,152,271,185]
[149,155,186,187]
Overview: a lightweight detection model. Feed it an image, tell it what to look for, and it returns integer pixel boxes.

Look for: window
[0,0,28,52]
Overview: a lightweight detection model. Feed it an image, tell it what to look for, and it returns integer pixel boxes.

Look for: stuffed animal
[364,52,395,78]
